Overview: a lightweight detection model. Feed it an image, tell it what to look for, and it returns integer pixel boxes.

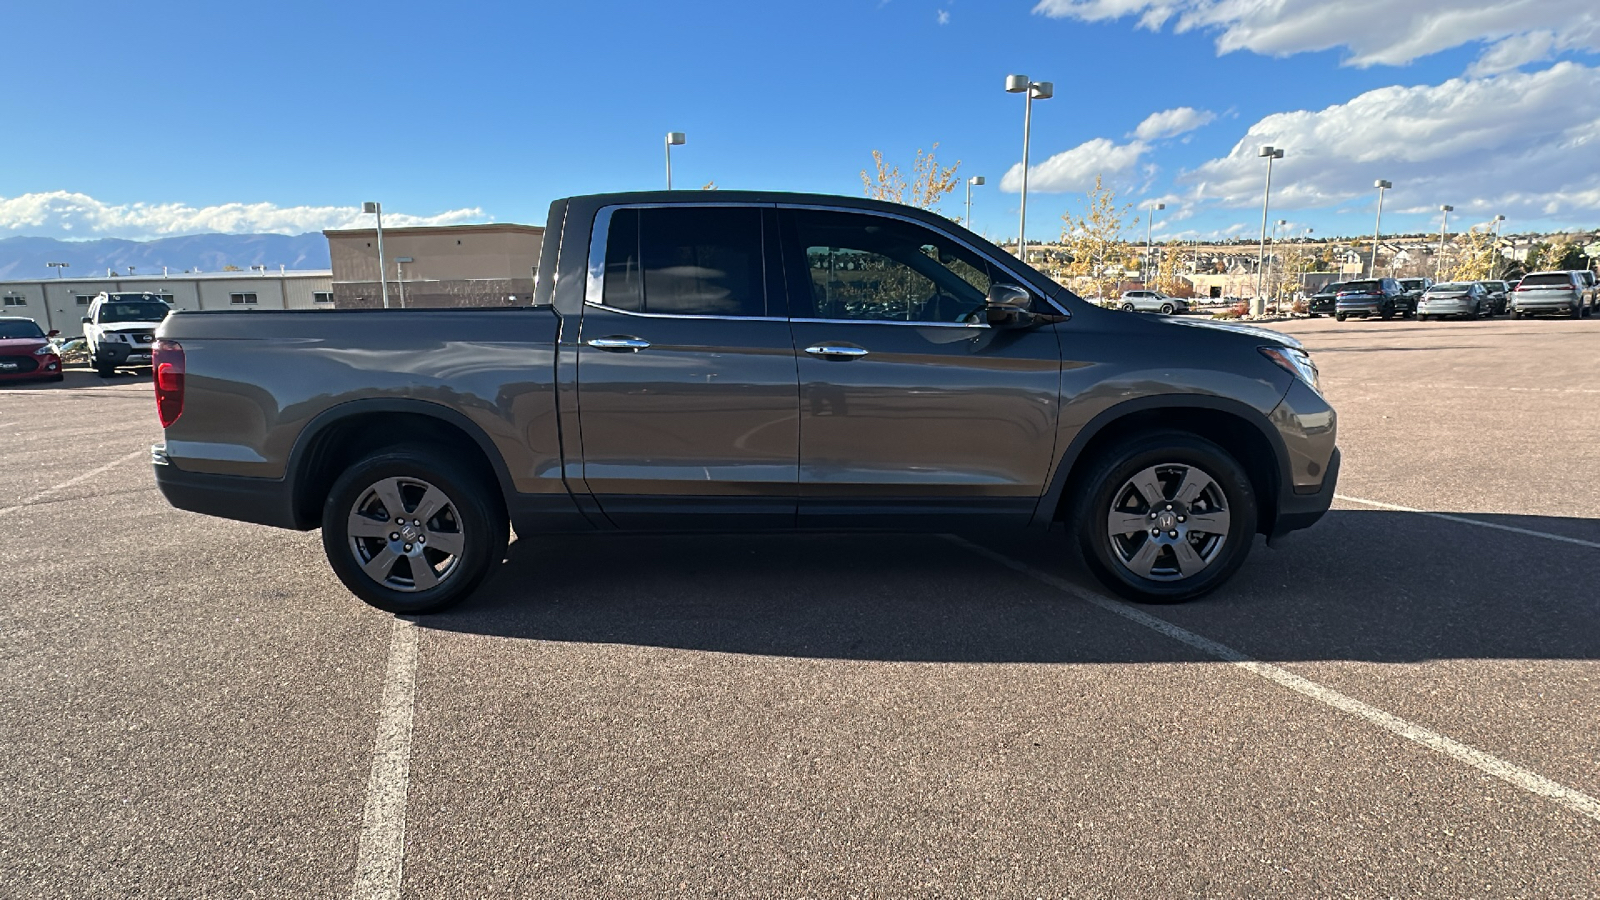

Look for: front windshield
[0,320,46,340]
[99,302,170,323]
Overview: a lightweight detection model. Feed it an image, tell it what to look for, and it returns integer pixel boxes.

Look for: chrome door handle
[587,336,651,351]
[804,345,868,359]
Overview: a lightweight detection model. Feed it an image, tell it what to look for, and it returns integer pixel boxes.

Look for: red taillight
[153,339,185,427]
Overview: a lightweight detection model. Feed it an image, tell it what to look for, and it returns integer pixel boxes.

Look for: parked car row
[1310,271,1597,322]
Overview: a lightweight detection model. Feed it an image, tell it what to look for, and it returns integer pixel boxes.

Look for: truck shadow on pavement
[417,509,1600,665]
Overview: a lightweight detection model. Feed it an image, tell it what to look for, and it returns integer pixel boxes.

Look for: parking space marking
[948,536,1600,825]
[1335,494,1600,550]
[351,617,419,900]
[1338,382,1600,396]
[0,448,145,516]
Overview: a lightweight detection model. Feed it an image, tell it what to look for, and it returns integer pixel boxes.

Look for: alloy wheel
[1105,463,1231,581]
[345,476,466,592]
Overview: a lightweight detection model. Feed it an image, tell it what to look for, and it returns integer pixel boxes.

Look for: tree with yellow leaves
[861,144,962,212]
[1446,226,1498,281]
[1059,175,1133,299]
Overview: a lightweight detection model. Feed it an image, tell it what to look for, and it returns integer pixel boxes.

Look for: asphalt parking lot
[3,314,1598,898]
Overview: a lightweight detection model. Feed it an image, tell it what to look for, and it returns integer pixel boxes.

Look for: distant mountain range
[0,233,331,281]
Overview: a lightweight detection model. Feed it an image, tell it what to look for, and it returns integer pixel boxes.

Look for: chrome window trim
[790,316,986,330]
[584,202,777,322]
[775,202,1071,318]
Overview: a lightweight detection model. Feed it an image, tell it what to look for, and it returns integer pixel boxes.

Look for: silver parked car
[1417,282,1489,320]
[1119,290,1188,314]
[1510,271,1591,319]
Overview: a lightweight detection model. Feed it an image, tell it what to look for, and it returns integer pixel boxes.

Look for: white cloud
[1033,0,1600,71]
[1182,63,1600,224]
[0,191,487,240]
[1132,107,1216,140]
[999,138,1150,193]
[937,9,950,25]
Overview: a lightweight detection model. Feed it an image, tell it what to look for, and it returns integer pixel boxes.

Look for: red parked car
[0,317,64,383]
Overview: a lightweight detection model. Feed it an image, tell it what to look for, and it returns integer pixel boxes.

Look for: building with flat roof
[0,270,334,338]
[322,223,544,309]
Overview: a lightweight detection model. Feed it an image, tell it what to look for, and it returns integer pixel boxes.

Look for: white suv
[82,293,170,377]
[1119,290,1188,314]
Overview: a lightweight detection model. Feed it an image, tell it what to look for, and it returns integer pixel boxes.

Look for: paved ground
[2,314,1597,898]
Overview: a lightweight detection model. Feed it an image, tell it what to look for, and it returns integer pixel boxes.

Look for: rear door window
[601,207,767,317]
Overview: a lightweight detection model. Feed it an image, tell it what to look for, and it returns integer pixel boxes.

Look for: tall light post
[965,175,985,230]
[1369,179,1392,278]
[1266,219,1287,312]
[1436,204,1454,280]
[1254,145,1285,316]
[664,132,686,190]
[47,261,69,278]
[1005,74,1053,263]
[362,201,389,309]
[395,256,413,308]
[1144,202,1166,286]
[1491,214,1506,277]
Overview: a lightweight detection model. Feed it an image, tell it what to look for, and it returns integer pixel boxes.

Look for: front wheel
[1068,432,1259,604]
[322,448,508,614]
[1418,314,1430,321]
[1160,303,1174,315]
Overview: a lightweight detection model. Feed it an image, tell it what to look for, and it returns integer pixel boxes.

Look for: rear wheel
[1418,314,1430,321]
[1121,302,1135,312]
[1335,313,1347,321]
[321,448,508,614]
[1068,432,1258,604]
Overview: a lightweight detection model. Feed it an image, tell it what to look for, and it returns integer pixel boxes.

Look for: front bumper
[0,354,61,380]
[95,342,154,366]
[1270,448,1339,544]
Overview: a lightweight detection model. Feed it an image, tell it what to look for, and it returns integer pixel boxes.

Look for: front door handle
[588,336,651,352]
[804,345,868,359]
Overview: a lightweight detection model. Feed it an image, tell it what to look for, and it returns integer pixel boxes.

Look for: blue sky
[2,0,1595,243]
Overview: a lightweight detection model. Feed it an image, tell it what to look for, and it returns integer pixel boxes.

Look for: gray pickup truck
[151,191,1338,613]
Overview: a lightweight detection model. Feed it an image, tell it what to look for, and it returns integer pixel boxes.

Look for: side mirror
[81,317,92,324]
[47,329,59,337]
[985,283,1034,328]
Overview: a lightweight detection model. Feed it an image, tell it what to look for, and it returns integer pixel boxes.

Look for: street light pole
[47,262,69,279]
[1005,75,1053,263]
[1491,214,1506,277]
[665,132,686,190]
[1437,204,1454,280]
[395,257,413,309]
[362,201,389,309]
[965,175,985,230]
[1145,202,1165,286]
[1369,179,1392,279]
[1254,146,1284,316]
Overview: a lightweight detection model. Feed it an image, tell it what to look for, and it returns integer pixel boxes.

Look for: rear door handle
[587,336,651,352]
[804,345,868,359]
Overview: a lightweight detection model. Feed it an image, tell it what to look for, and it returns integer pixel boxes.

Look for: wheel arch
[1035,395,1288,536]
[286,399,513,529]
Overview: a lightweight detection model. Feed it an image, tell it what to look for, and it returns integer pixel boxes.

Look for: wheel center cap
[399,523,421,541]
[1156,511,1179,531]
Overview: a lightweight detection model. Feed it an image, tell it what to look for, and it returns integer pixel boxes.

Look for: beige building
[0,270,333,338]
[323,223,544,309]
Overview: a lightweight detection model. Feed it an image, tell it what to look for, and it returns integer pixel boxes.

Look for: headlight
[101,333,124,342]
[34,345,54,356]
[1260,345,1320,394]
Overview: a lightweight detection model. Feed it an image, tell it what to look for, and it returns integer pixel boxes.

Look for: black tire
[1379,304,1394,320]
[1121,303,1135,312]
[321,448,508,614]
[1570,304,1582,319]
[95,361,115,378]
[1160,303,1174,315]
[1418,315,1430,322]
[1067,431,1259,604]
[1335,313,1347,321]
[1511,309,1522,319]
[1402,308,1414,319]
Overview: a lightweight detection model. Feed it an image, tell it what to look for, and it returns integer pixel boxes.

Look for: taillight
[153,339,184,427]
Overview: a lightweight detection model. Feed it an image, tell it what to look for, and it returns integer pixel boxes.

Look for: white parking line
[0,448,145,516]
[1335,494,1600,550]
[351,618,419,900]
[947,536,1600,825]
[1338,382,1600,396]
